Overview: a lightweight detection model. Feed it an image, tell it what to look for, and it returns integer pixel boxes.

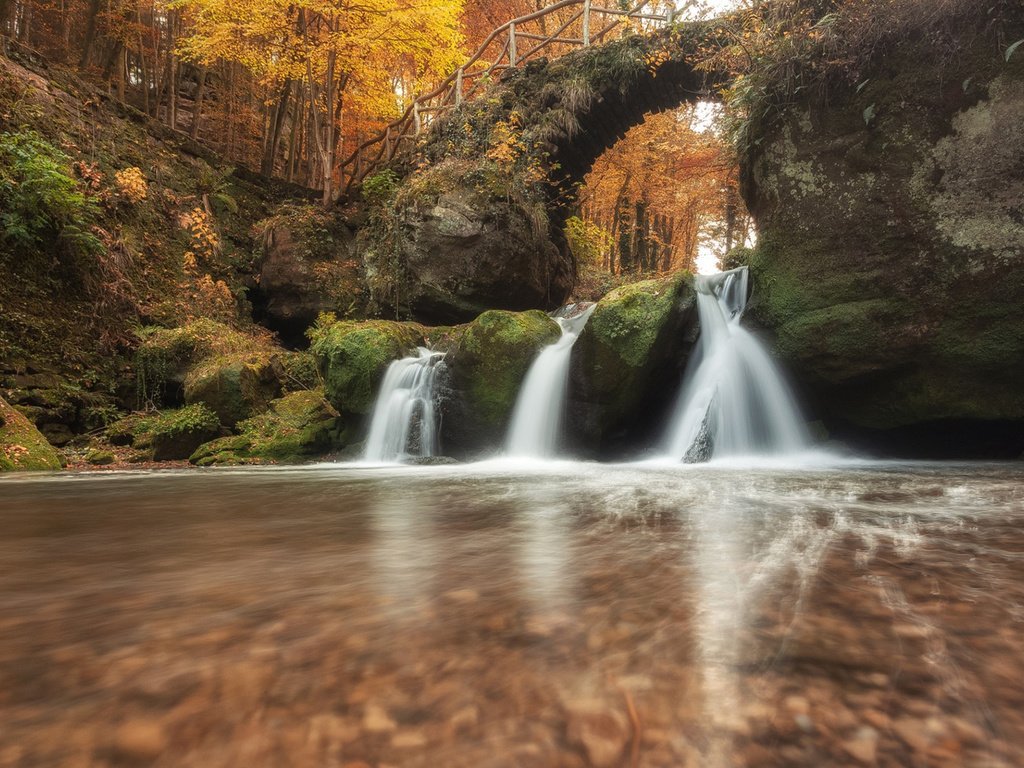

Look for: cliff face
[740,22,1024,456]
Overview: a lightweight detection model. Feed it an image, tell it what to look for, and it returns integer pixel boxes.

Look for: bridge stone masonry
[358,21,725,324]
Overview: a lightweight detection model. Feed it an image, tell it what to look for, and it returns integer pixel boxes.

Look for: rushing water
[2,461,1023,767]
[363,347,445,463]
[667,267,810,461]
[507,306,595,458]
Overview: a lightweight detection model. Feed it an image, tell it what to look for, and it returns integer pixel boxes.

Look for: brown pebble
[113,720,168,761]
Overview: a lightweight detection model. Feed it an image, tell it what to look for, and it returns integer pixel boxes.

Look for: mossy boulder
[566,273,698,456]
[146,405,222,461]
[441,309,560,455]
[740,19,1024,456]
[183,355,281,428]
[0,396,63,471]
[309,319,425,414]
[135,320,280,408]
[190,389,347,466]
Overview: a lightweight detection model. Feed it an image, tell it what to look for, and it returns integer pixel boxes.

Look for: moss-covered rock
[566,273,698,456]
[0,396,63,471]
[85,448,116,466]
[147,404,222,461]
[740,17,1024,455]
[189,389,347,466]
[183,355,281,428]
[134,320,278,408]
[441,309,560,455]
[309,319,425,414]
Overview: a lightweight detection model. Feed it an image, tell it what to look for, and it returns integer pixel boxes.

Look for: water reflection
[0,462,1022,766]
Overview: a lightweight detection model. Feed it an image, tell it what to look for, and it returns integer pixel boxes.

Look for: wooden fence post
[582,0,591,45]
[509,22,517,67]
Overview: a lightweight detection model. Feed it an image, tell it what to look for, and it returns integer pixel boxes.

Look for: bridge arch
[365,27,728,322]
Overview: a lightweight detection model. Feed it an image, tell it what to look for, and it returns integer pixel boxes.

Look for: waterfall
[506,305,595,458]
[363,348,445,463]
[667,267,809,461]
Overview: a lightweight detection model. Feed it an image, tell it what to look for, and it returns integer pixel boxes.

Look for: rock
[39,422,74,447]
[740,32,1024,458]
[362,704,397,734]
[256,206,366,341]
[567,273,698,457]
[364,160,573,324]
[183,356,281,428]
[149,404,222,461]
[135,320,284,409]
[309,319,425,415]
[440,309,560,456]
[112,719,168,761]
[564,699,630,768]
[405,455,459,465]
[682,409,714,463]
[85,448,115,465]
[846,729,886,764]
[190,390,347,466]
[0,396,63,471]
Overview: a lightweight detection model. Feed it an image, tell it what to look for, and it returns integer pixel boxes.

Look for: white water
[666,267,810,461]
[506,306,595,458]
[363,348,445,463]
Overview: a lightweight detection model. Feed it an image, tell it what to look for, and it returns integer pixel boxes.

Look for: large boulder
[190,389,348,466]
[441,309,561,456]
[147,405,222,461]
[309,319,425,415]
[256,205,367,342]
[183,355,281,428]
[740,22,1024,456]
[363,160,573,324]
[566,273,698,457]
[0,396,62,471]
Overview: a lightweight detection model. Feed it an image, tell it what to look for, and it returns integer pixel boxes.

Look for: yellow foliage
[114,167,148,203]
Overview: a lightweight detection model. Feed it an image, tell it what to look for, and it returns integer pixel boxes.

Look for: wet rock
[841,726,879,764]
[441,310,560,455]
[567,273,698,457]
[564,699,629,768]
[309,320,424,415]
[112,719,167,761]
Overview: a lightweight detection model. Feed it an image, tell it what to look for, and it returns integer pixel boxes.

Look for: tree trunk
[260,78,293,177]
[78,0,102,67]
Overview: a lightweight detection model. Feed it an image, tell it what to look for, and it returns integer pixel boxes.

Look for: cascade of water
[666,267,809,461]
[506,305,596,458]
[363,348,445,463]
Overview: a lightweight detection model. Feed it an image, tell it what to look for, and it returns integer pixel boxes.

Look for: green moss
[586,274,690,369]
[189,389,345,466]
[135,320,276,407]
[183,355,279,427]
[0,396,63,471]
[449,309,560,432]
[309,320,425,414]
[148,404,221,461]
[85,448,115,465]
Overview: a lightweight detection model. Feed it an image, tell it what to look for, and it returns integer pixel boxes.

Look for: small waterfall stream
[667,267,809,461]
[506,305,595,458]
[363,348,445,463]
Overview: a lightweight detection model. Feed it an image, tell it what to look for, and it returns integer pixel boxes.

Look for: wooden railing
[340,0,683,196]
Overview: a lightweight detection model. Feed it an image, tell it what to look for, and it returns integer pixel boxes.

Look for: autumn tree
[173,0,464,204]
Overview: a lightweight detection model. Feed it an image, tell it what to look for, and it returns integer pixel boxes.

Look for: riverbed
[1,461,1022,767]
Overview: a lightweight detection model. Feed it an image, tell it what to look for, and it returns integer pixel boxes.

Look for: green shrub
[0,131,101,259]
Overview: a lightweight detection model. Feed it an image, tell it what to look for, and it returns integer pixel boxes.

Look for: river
[1,461,1022,767]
